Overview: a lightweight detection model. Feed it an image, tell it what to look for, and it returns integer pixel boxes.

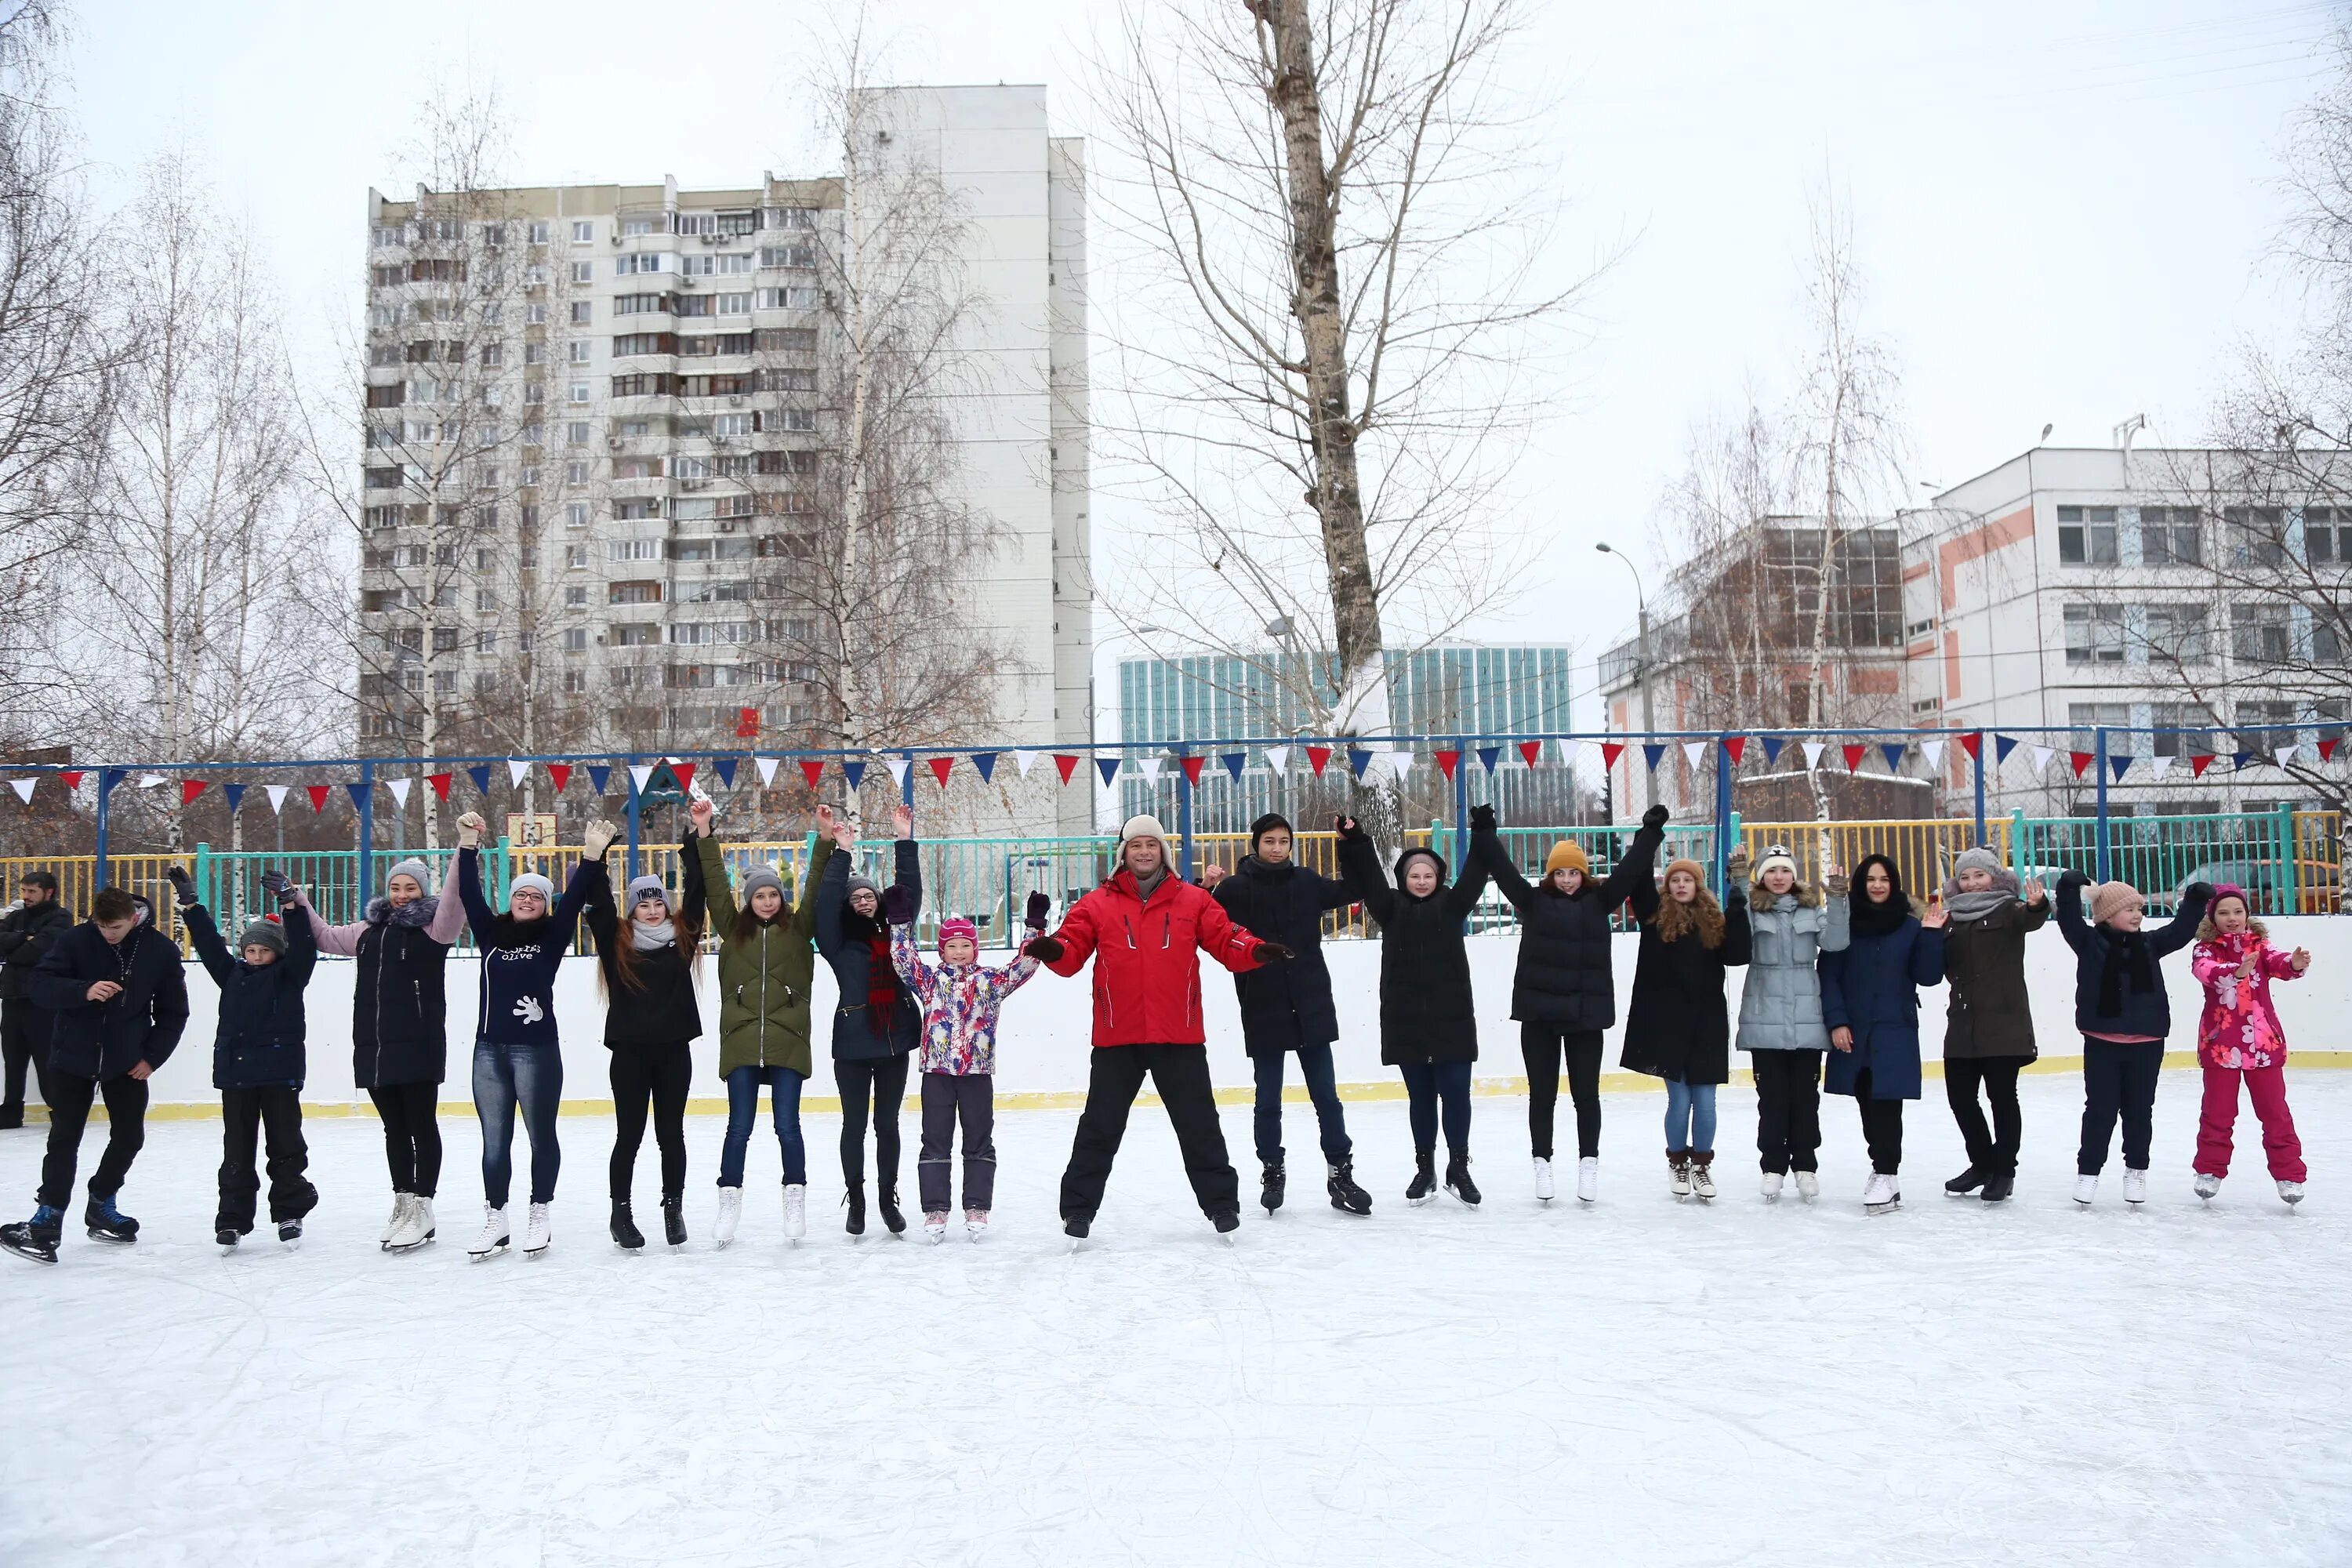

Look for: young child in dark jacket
[169,866,321,1250]
[2054,872,2212,1207]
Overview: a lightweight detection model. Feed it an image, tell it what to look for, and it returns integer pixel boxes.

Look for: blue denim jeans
[1398,1060,1473,1156]
[1664,1077,1719,1155]
[472,1041,564,1207]
[720,1063,807,1187]
[1251,1044,1352,1166]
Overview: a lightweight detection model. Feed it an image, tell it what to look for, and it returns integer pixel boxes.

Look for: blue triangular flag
[1993,734,2018,764]
[221,782,246,814]
[2108,753,2132,782]
[1348,748,1374,779]
[586,764,612,795]
[1759,735,1786,764]
[1881,743,1906,771]
[840,760,866,791]
[1221,753,1247,782]
[346,782,371,809]
[1475,746,1501,773]
[1097,757,1121,786]
[971,753,996,783]
[2233,750,2256,771]
[1640,742,1667,771]
[467,764,492,794]
[713,757,738,788]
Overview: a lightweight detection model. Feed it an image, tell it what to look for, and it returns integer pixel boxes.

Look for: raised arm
[695,835,738,931]
[1470,828,1534,910]
[1443,842,1494,919]
[548,856,601,952]
[889,920,939,1007]
[892,833,922,909]
[2053,873,2093,956]
[276,898,320,988]
[1597,806,1671,915]
[582,858,620,956]
[1817,893,1851,955]
[2148,883,2212,960]
[456,845,498,944]
[180,901,236,987]
[788,834,836,943]
[1627,869,1662,924]
[289,887,364,957]
[1335,826,1396,927]
[814,850,851,958]
[1907,923,1947,988]
[1720,887,1754,967]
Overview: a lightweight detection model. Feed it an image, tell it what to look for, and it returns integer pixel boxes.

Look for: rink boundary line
[23,1051,2352,1124]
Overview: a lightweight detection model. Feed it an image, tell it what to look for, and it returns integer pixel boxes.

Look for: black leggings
[1751,1050,1824,1174]
[367,1081,443,1198]
[610,1039,692,1204]
[1945,1056,2027,1178]
[1522,1024,1603,1160]
[837,1054,909,1191]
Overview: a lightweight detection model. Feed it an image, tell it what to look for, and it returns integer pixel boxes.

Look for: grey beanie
[509,871,556,907]
[1952,846,2004,880]
[626,873,669,909]
[844,873,880,901]
[239,916,289,956]
[384,857,434,892]
[740,865,790,906]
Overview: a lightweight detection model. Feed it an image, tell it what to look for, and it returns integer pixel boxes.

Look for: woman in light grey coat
[1734,844,1850,1202]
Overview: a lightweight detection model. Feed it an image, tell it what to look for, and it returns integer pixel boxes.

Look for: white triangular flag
[883,757,909,789]
[507,758,529,787]
[2278,743,2301,767]
[1014,749,1037,777]
[1920,739,1945,770]
[629,763,655,794]
[8,779,31,804]
[138,773,165,789]
[1263,745,1290,775]
[1682,740,1707,770]
[1801,742,1825,770]
[1137,757,1163,784]
[2031,745,2054,772]
[2151,755,2176,779]
[387,777,412,808]
[1385,750,1414,780]
[753,755,779,786]
[264,783,289,813]
[1558,739,1581,766]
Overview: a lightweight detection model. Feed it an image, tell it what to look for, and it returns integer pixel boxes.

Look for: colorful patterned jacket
[891,924,1040,1076]
[2190,931,2304,1069]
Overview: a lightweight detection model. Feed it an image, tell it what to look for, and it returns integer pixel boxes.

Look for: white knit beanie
[1752,844,1798,885]
[1119,814,1173,851]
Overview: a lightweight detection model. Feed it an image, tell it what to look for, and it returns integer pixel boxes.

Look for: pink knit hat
[938,916,978,955]
[2089,880,2144,925]
[2208,881,2252,912]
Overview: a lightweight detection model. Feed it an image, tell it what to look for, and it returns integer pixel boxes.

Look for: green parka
[697,833,833,1080]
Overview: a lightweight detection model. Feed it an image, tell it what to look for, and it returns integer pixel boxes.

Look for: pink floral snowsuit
[891,925,1039,1214]
[2189,931,2307,1181]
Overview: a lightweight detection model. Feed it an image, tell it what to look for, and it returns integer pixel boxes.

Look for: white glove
[456,811,486,850]
[583,818,619,858]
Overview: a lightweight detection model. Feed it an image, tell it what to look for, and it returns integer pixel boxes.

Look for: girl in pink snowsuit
[2188,884,2312,1204]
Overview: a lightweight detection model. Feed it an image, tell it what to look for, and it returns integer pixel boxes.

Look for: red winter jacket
[1042,869,1269,1046]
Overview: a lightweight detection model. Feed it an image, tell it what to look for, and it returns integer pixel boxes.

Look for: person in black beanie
[1209,812,1374,1216]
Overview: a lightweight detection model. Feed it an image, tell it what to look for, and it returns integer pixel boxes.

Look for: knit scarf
[630,918,677,952]
[1943,887,2013,924]
[865,931,896,1035]
[2096,928,2157,1017]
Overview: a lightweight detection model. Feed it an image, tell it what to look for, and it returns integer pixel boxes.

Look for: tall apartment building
[357,85,1092,833]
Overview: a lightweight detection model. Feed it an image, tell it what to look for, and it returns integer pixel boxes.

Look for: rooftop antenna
[2112,413,2146,452]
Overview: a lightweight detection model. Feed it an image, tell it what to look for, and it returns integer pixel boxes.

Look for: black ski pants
[37,1071,146,1210]
[1060,1043,1238,1221]
[1522,1024,1603,1160]
[1945,1056,2027,1179]
[217,1085,318,1232]
[1751,1049,1823,1175]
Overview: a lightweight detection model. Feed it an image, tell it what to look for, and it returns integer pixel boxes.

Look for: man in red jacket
[1026,815,1290,1238]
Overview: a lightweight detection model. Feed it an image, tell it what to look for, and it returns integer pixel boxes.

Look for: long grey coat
[1736,890,1850,1052]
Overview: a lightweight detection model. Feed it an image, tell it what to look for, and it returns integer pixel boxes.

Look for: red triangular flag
[426,772,452,801]
[1516,739,1543,768]
[1180,756,1205,786]
[58,770,82,790]
[1722,736,1746,764]
[670,762,695,792]
[1306,746,1333,776]
[1434,749,1461,779]
[2190,753,2215,778]
[307,784,331,813]
[800,759,825,789]
[2069,750,2093,779]
[548,764,572,793]
[2322,739,2342,763]
[181,779,208,804]
[927,756,955,788]
[1040,753,1073,783]
[1957,732,1982,761]
[1599,742,1625,771]
[1842,744,1867,773]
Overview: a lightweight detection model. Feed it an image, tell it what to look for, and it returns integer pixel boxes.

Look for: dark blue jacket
[0,898,73,1004]
[27,920,189,1080]
[1820,913,1945,1101]
[815,839,921,1062]
[186,903,318,1090]
[457,848,593,1047]
[2054,876,2209,1040]
[1210,855,1356,1055]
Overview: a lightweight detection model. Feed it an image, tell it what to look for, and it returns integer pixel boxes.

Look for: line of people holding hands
[0,797,2316,1265]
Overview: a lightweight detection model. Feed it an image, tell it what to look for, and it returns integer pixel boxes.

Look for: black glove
[260,870,293,902]
[2057,869,2089,889]
[1470,804,1497,833]
[1023,935,1065,964]
[1025,891,1052,931]
[165,866,197,908]
[880,884,917,926]
[1333,815,1364,841]
[1252,940,1294,964]
[2182,880,2216,905]
[1642,804,1670,832]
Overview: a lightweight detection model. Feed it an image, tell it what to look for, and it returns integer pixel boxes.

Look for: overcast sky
[56,0,2347,726]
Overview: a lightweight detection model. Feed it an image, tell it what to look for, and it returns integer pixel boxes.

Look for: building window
[563,670,586,693]
[2151,703,2219,758]
[566,420,592,445]
[2234,699,2296,753]
[567,341,591,364]
[476,629,498,652]
[717,252,753,274]
[570,301,593,325]
[711,412,754,437]
[608,538,662,561]
[615,252,668,275]
[2066,702,2130,753]
[2139,506,2201,566]
[2062,603,2125,665]
[565,503,590,528]
[760,244,816,269]
[526,303,548,325]
[566,586,588,607]
[563,628,589,652]
[678,254,715,277]
[2230,603,2290,665]
[2056,505,2118,565]
[2139,604,2209,663]
[2307,505,2349,564]
[2224,506,2288,568]
[571,220,596,243]
[571,261,593,284]
[675,212,717,236]
[608,580,662,604]
[569,383,590,404]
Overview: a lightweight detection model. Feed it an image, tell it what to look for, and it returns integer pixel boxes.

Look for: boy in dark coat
[0,870,71,1127]
[1209,812,1372,1217]
[1336,814,1492,1207]
[170,867,322,1249]
[0,886,188,1264]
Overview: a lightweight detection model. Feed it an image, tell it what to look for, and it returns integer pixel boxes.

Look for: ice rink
[3,1070,2347,1566]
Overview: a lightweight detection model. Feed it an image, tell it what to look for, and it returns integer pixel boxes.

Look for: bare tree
[1094,0,1588,848]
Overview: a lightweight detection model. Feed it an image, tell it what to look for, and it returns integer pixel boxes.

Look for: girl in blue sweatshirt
[454,811,609,1259]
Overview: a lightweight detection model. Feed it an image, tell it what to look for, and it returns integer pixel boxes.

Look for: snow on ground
[2,1071,2349,1567]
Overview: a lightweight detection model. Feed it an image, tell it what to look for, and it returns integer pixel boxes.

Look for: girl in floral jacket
[2188,884,2312,1206]
[889,889,1050,1242]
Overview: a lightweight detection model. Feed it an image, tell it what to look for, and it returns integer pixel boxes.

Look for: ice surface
[2,1072,2349,1566]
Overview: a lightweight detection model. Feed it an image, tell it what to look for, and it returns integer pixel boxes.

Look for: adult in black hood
[1336,816,1492,1208]
[1210,813,1374,1217]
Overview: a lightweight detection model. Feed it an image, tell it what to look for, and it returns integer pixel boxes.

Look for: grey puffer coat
[1736,888,1850,1052]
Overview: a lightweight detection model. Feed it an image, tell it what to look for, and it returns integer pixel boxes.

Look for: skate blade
[1407,1195,1434,1207]
[467,1240,510,1260]
[386,1238,434,1254]
[714,1238,734,1250]
[525,1246,549,1260]
[4,1244,58,1265]
[85,1230,135,1244]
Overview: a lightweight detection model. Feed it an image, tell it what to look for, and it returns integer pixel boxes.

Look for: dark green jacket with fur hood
[697,833,834,1080]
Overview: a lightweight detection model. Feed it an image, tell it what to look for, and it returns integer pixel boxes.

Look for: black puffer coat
[1338,833,1491,1067]
[347,901,460,1089]
[1474,813,1665,1029]
[28,920,190,1080]
[186,902,318,1091]
[1620,879,1752,1085]
[816,838,921,1062]
[585,859,707,1048]
[1210,855,1357,1056]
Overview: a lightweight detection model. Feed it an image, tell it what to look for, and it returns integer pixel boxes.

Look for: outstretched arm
[456,847,497,944]
[889,921,939,1006]
[2053,873,2092,956]
[1598,808,1670,915]
[1335,829,1396,926]
[2148,884,2212,959]
[1471,827,1535,910]
[180,902,235,987]
[695,836,739,931]
[1444,843,1494,918]
[792,835,837,944]
[1032,891,1102,978]
[813,849,851,957]
[291,887,365,958]
[1192,893,1272,975]
[1907,924,1946,988]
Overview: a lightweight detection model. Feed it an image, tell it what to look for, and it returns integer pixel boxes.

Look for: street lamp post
[1596,543,1656,812]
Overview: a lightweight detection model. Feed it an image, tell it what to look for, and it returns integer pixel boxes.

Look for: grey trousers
[918,1071,996,1213]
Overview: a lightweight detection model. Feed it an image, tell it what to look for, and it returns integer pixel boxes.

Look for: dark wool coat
[186,902,319,1091]
[1620,880,1752,1086]
[816,838,921,1061]
[2055,875,2209,1040]
[1210,855,1356,1056]
[1338,834,1491,1067]
[28,920,190,1080]
[1472,818,1664,1030]
[1940,895,2049,1062]
[1820,909,1946,1102]
[585,860,707,1049]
